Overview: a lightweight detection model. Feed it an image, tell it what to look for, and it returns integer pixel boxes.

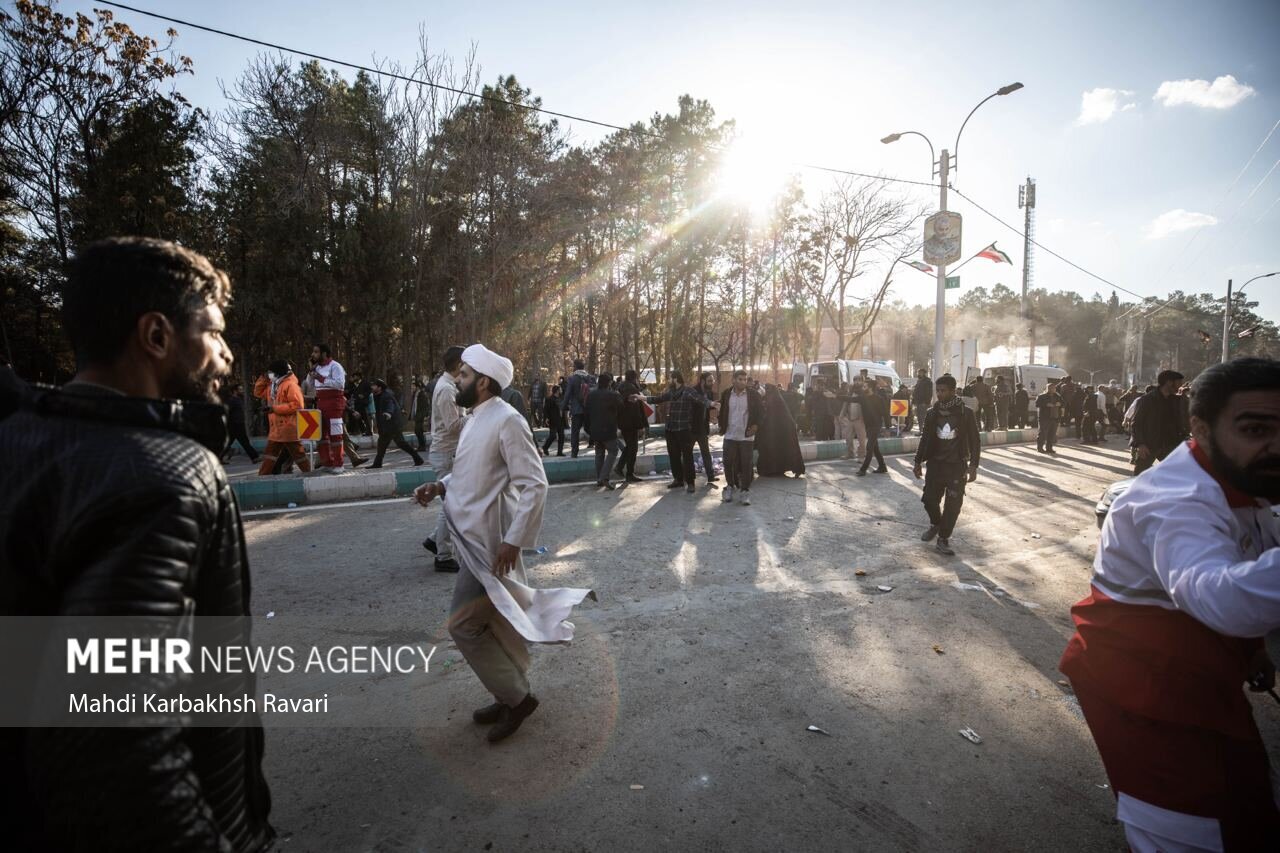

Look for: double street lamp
[882,82,1023,380]
[1223,272,1278,362]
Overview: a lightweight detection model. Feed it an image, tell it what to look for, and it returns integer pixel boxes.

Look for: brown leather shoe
[487,694,539,743]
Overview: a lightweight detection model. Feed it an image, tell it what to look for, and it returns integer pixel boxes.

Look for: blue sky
[72,0,1280,322]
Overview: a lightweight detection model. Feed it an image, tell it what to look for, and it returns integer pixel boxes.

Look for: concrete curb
[232,425,1085,511]
[247,423,672,452]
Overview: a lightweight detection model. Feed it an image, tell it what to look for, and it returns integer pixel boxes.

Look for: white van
[808,359,903,391]
[980,364,1068,396]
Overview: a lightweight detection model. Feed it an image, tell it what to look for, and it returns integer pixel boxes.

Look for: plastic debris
[1031,533,1042,539]
[1096,784,1110,789]
[785,516,796,521]
[855,570,867,577]
[265,611,275,619]
[630,784,645,790]
[877,585,894,592]
[287,502,298,508]
[932,644,945,655]
[805,725,831,736]
[951,581,984,592]
[958,727,983,744]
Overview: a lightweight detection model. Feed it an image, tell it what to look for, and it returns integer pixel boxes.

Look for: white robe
[441,395,594,643]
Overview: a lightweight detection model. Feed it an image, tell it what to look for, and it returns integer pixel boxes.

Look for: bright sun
[715,137,792,214]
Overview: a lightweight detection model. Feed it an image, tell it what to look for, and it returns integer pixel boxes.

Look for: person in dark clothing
[972,376,996,432]
[783,382,805,428]
[562,359,594,457]
[806,378,835,440]
[858,383,889,475]
[893,382,913,432]
[221,383,260,463]
[1130,369,1188,475]
[615,369,648,483]
[1081,385,1100,444]
[993,376,1012,430]
[640,371,703,492]
[369,379,424,467]
[412,375,433,451]
[1012,383,1030,428]
[585,373,623,489]
[913,374,981,556]
[500,384,528,419]
[911,371,934,433]
[691,372,720,485]
[541,384,566,456]
[529,376,548,428]
[349,372,373,436]
[757,383,806,477]
[1036,382,1064,454]
[0,238,273,852]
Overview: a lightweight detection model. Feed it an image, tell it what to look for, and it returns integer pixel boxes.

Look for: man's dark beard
[1205,436,1280,502]
[175,365,230,404]
[456,378,479,408]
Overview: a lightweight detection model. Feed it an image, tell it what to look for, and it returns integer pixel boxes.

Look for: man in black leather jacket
[0,238,274,852]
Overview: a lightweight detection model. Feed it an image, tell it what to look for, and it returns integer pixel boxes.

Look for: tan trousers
[447,564,531,707]
[843,417,866,458]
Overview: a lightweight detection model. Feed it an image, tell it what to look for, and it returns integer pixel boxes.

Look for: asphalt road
[242,439,1280,852]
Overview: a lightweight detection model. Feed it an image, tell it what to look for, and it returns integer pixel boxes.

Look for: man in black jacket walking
[1130,369,1187,474]
[0,238,273,852]
[717,369,763,504]
[614,369,648,483]
[911,370,934,435]
[370,379,425,467]
[585,372,623,489]
[913,374,981,556]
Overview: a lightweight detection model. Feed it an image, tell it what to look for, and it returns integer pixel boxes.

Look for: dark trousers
[922,461,967,538]
[1012,407,1028,428]
[815,414,835,441]
[619,429,642,476]
[570,413,586,457]
[414,416,428,451]
[665,429,696,485]
[543,422,565,455]
[1038,419,1059,451]
[1082,414,1098,443]
[995,400,1009,430]
[372,420,423,467]
[694,432,716,481]
[979,403,996,432]
[723,439,755,491]
[227,421,259,461]
[594,437,620,484]
[860,428,885,472]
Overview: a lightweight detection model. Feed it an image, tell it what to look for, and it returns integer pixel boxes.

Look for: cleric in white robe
[414,343,594,743]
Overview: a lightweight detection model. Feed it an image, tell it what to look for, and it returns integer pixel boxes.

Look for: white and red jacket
[1061,440,1280,738]
[311,358,346,397]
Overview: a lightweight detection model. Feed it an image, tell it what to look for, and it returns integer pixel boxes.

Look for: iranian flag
[976,242,1013,264]
[905,260,934,274]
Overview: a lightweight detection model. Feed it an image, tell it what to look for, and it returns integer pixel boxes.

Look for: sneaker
[855,469,868,477]
[722,486,735,503]
[739,492,751,506]
[667,481,684,490]
[434,557,460,573]
[685,483,696,494]
[936,537,955,556]
[625,475,643,483]
[921,525,939,542]
[874,467,889,474]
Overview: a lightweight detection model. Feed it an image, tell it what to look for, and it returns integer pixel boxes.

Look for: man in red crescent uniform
[1061,358,1280,852]
[308,342,346,469]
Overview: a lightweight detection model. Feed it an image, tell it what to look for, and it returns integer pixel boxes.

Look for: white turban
[462,343,514,390]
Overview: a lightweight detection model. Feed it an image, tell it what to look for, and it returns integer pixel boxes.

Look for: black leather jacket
[0,379,273,852]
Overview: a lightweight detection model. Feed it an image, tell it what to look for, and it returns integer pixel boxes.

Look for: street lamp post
[882,82,1023,381]
[1223,272,1278,362]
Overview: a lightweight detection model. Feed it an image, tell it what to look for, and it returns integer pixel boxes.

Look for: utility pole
[1221,278,1232,364]
[933,149,950,378]
[1018,177,1036,364]
[1135,320,1145,383]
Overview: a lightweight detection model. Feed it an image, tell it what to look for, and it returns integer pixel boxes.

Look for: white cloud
[1075,88,1137,125]
[1154,75,1256,110]
[1145,209,1218,240]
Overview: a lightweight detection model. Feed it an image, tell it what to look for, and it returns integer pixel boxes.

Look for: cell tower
[1018,177,1036,363]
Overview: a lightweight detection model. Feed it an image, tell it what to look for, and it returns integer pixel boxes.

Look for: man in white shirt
[308,343,347,469]
[1061,358,1280,852]
[413,344,592,743]
[717,370,762,505]
[424,346,466,572]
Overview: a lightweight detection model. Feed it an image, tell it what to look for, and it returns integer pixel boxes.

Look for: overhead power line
[98,2,940,191]
[949,186,1207,319]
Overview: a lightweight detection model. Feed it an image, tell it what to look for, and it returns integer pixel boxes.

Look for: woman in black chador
[756,383,806,477]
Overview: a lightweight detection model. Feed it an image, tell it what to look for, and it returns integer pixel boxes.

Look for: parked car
[1095,477,1135,528]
